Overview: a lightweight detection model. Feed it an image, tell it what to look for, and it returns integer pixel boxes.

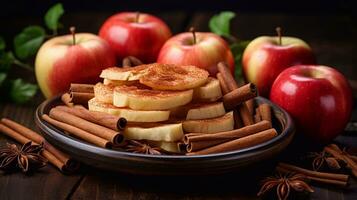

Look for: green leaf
[0,51,15,72]
[209,11,236,37]
[230,40,250,81]
[0,36,5,51]
[44,3,64,33]
[0,73,6,87]
[14,26,45,60]
[10,79,37,104]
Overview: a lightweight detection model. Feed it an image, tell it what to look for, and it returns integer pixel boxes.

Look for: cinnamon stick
[0,122,78,172]
[246,99,254,115]
[70,92,94,105]
[223,83,258,110]
[278,162,349,182]
[0,123,30,144]
[216,72,230,95]
[41,150,66,172]
[186,128,277,155]
[55,105,125,131]
[117,117,127,131]
[254,107,262,123]
[184,120,271,143]
[217,62,255,128]
[259,103,272,123]
[49,108,124,145]
[276,166,348,187]
[239,103,254,126]
[277,163,349,186]
[217,62,238,90]
[177,142,187,152]
[61,93,73,107]
[187,140,227,152]
[1,118,43,144]
[233,109,243,129]
[42,114,111,148]
[70,83,94,93]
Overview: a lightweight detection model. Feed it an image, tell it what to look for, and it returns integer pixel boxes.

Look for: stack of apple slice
[89,63,235,153]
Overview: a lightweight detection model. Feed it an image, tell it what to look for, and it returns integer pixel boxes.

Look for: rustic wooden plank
[0,94,84,200]
[71,171,260,200]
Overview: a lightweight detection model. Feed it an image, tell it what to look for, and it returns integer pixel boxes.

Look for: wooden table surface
[1,11,357,200]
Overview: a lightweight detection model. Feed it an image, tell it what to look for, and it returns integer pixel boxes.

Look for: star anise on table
[257,173,314,200]
[124,140,162,155]
[0,142,47,173]
[308,150,344,171]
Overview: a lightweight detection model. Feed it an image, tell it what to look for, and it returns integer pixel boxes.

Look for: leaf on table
[9,79,37,104]
[14,26,45,60]
[0,73,6,87]
[0,36,5,51]
[44,3,64,33]
[0,51,15,72]
[230,40,250,80]
[209,11,235,38]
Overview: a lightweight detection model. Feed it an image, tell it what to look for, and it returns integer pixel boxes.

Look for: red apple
[242,32,316,97]
[99,12,172,63]
[35,30,116,98]
[157,30,235,75]
[270,65,353,143]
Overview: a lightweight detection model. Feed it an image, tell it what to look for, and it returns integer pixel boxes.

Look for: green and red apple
[35,30,116,98]
[99,12,172,63]
[157,29,235,75]
[242,30,316,97]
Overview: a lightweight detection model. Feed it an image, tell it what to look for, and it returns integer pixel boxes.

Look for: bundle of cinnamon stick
[0,118,79,173]
[185,62,276,155]
[61,83,94,107]
[42,106,126,148]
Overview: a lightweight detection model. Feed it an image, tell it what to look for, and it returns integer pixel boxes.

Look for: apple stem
[70,26,76,45]
[189,27,196,45]
[276,27,282,45]
[135,12,140,23]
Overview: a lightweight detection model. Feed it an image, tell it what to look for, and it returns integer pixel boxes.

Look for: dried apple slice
[139,63,209,90]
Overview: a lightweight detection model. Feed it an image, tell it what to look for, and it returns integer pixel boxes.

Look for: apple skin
[35,33,116,98]
[157,32,235,75]
[99,12,172,63]
[270,65,353,143]
[242,36,316,97]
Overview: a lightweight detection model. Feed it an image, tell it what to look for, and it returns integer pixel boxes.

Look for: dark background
[1,0,356,37]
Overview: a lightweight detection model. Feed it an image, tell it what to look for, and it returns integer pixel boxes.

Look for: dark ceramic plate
[35,96,295,175]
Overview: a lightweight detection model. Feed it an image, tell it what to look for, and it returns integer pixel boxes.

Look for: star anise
[258,173,314,200]
[0,142,47,173]
[308,150,343,171]
[124,140,162,155]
